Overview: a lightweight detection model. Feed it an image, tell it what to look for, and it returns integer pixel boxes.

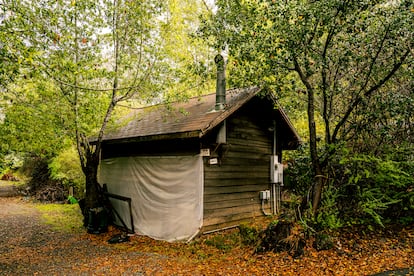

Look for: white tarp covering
[99,155,203,242]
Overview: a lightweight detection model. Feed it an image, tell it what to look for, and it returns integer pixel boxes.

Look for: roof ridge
[121,87,251,111]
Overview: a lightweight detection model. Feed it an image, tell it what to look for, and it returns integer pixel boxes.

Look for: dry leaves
[78,224,413,275]
[0,197,413,275]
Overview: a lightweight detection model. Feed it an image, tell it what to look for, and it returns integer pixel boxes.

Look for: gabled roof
[99,86,301,147]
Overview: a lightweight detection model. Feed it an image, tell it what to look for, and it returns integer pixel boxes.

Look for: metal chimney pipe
[214,54,226,111]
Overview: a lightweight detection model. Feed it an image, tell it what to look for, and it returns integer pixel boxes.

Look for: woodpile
[26,158,68,203]
[34,184,66,203]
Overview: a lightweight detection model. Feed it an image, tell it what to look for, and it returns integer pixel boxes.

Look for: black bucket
[87,207,108,234]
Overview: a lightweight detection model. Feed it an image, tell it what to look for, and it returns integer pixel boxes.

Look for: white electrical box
[275,163,284,184]
[260,190,271,200]
[270,155,284,185]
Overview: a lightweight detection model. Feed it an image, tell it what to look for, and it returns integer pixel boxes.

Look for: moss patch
[35,203,84,233]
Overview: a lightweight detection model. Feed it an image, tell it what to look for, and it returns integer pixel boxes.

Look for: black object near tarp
[87,207,109,234]
[108,233,130,244]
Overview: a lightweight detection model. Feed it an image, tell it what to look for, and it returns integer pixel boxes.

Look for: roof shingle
[98,86,300,148]
[101,87,260,142]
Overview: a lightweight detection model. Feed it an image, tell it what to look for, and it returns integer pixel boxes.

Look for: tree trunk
[78,144,103,226]
[83,153,101,210]
[293,55,324,215]
[308,92,324,215]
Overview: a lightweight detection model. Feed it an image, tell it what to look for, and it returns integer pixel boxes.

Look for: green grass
[35,203,84,233]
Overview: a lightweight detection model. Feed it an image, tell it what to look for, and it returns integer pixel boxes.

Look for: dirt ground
[0,197,166,275]
[0,196,413,275]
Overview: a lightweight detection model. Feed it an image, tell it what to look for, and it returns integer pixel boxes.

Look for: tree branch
[321,22,337,144]
[44,69,145,92]
[331,48,411,143]
[358,24,391,96]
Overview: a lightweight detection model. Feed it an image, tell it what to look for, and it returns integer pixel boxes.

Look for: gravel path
[0,197,163,275]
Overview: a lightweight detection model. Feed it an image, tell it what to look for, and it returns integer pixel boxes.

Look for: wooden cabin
[96,85,300,241]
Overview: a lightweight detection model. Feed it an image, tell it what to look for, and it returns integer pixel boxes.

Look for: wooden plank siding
[202,105,274,232]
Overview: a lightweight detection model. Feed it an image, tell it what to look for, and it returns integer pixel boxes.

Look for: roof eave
[267,93,302,147]
[101,130,202,145]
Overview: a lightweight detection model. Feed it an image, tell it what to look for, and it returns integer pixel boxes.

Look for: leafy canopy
[200,0,413,143]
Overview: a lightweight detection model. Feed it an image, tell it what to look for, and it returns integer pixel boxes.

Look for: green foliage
[283,145,314,196]
[203,232,240,252]
[314,185,342,230]
[0,0,34,89]
[349,88,414,157]
[0,79,74,158]
[313,232,334,251]
[67,195,78,204]
[160,0,215,101]
[200,0,413,102]
[238,223,260,246]
[335,153,414,226]
[285,144,413,230]
[1,1,213,212]
[200,1,413,222]
[0,152,24,175]
[269,219,279,228]
[48,147,85,199]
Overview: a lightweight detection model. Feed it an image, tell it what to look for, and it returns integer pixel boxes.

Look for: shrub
[336,153,414,226]
[313,232,334,251]
[285,145,414,230]
[314,184,342,230]
[257,220,306,258]
[0,152,24,176]
[49,147,85,199]
[284,144,314,196]
[25,156,67,202]
[238,223,260,246]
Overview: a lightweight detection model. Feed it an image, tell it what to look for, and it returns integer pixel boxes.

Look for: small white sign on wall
[200,148,210,157]
[209,158,218,165]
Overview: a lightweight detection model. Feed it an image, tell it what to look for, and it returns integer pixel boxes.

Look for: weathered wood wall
[202,100,275,232]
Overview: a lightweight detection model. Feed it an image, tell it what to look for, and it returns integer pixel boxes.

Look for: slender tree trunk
[293,55,324,215]
[307,86,324,215]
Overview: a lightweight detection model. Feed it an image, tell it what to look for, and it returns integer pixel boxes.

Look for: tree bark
[76,140,103,225]
[293,55,324,215]
[308,91,324,215]
[83,150,101,210]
